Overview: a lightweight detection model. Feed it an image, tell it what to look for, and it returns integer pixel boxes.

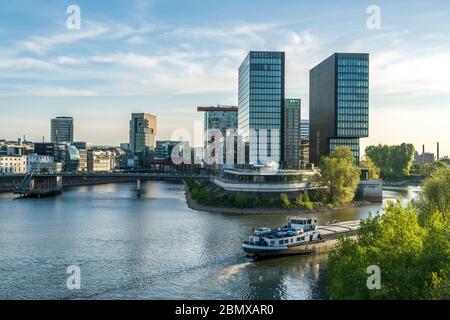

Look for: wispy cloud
[21,22,109,54]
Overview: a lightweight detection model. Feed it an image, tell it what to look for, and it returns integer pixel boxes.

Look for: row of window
[337,128,368,136]
[337,115,368,122]
[337,121,369,129]
[337,66,369,74]
[250,70,282,77]
[251,82,281,88]
[250,101,282,107]
[338,101,369,108]
[338,73,368,80]
[251,88,282,95]
[251,63,283,71]
[337,108,369,115]
[250,76,282,83]
[338,80,368,87]
[337,59,369,67]
[250,58,282,65]
[249,94,282,101]
[337,87,369,94]
[249,106,281,112]
[337,94,369,101]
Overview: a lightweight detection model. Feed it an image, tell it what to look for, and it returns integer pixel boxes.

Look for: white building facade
[0,155,27,174]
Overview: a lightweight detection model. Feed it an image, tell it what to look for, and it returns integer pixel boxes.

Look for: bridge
[0,171,212,193]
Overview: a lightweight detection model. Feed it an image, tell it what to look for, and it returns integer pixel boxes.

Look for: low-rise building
[0,155,27,174]
[87,150,115,172]
[26,154,54,173]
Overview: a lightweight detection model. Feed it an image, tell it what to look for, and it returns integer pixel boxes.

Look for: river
[0,182,419,300]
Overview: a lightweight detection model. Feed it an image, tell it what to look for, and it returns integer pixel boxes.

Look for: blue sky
[1,0,450,156]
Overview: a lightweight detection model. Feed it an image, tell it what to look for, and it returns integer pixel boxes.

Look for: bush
[280,193,291,209]
[294,193,304,207]
[234,192,247,208]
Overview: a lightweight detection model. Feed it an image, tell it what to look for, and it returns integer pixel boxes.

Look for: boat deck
[317,220,360,239]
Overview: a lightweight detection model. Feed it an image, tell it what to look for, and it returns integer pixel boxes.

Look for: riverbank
[184,184,372,214]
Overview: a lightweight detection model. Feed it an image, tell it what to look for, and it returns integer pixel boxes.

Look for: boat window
[271,241,275,246]
[296,237,301,241]
[290,239,293,243]
[279,240,283,245]
[301,237,305,241]
[284,240,289,244]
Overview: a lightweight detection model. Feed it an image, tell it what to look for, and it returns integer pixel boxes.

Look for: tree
[419,161,448,177]
[365,143,415,179]
[415,166,450,221]
[327,200,449,299]
[360,156,381,179]
[319,147,360,204]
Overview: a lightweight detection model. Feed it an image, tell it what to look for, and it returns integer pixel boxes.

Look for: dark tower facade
[309,53,369,164]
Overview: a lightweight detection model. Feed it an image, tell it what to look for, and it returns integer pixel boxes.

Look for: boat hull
[242,242,318,259]
[242,236,357,259]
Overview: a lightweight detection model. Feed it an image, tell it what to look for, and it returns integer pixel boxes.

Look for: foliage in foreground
[327,168,450,300]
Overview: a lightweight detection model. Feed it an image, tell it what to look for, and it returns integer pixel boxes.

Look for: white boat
[242,217,359,259]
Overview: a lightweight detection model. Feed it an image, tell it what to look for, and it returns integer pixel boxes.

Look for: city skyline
[1,0,450,156]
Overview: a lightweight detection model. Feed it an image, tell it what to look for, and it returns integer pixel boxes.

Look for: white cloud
[0,58,56,70]
[21,23,109,54]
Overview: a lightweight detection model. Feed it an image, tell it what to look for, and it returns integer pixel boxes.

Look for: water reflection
[0,181,417,300]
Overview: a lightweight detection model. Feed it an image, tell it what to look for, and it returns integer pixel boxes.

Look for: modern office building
[197,106,238,144]
[155,140,184,161]
[129,113,157,167]
[51,117,74,143]
[309,53,369,164]
[284,99,301,169]
[238,51,285,166]
[300,119,309,140]
[300,119,310,168]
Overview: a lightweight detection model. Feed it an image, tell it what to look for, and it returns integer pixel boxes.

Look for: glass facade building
[50,117,73,143]
[238,51,285,165]
[284,99,301,169]
[129,113,157,167]
[309,53,369,164]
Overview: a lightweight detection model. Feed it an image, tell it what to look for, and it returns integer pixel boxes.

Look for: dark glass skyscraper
[50,116,73,143]
[238,51,285,165]
[309,53,369,164]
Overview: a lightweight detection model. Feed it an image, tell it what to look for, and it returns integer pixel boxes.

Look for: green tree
[319,147,360,204]
[360,156,381,180]
[327,200,449,299]
[365,143,415,179]
[419,161,448,177]
[280,193,291,209]
[415,166,450,221]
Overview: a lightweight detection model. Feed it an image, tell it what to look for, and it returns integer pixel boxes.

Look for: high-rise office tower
[238,51,285,166]
[129,113,157,166]
[284,99,301,169]
[50,116,74,143]
[309,53,369,164]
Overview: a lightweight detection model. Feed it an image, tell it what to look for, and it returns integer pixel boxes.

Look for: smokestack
[422,144,425,154]
[437,142,440,160]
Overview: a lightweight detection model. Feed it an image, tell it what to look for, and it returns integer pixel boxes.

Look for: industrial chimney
[437,142,440,160]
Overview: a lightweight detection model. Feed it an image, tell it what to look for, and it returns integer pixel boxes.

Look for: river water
[0,182,419,300]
